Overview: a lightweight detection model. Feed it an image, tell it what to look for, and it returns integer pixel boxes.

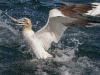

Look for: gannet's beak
[6,14,28,26]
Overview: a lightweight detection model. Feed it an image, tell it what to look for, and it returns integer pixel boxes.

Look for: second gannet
[7,3,100,59]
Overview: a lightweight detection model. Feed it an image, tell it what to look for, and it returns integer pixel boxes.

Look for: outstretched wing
[35,3,100,50]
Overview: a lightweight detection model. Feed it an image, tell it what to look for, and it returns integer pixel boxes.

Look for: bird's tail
[85,3,100,17]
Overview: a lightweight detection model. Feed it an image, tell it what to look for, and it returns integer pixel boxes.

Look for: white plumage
[85,3,100,16]
[7,3,100,59]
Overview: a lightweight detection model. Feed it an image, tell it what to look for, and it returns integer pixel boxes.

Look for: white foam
[52,47,76,62]
[60,66,71,75]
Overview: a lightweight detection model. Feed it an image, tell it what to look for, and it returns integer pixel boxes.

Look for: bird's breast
[22,30,35,45]
[22,30,44,49]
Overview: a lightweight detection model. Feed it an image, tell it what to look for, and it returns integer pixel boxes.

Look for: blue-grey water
[0,0,100,75]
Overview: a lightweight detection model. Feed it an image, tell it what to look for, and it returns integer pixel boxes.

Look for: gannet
[7,3,100,59]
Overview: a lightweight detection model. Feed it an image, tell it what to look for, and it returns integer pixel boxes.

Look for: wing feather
[35,17,70,50]
[35,4,100,50]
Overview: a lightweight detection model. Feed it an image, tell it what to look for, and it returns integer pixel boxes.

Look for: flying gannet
[7,3,100,59]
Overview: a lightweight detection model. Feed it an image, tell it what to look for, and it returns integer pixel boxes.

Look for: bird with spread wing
[7,3,100,59]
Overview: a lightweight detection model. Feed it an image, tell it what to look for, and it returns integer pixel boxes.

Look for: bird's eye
[24,19,27,22]
[23,19,28,24]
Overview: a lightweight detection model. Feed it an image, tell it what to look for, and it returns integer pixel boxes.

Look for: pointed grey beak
[6,14,19,22]
[6,14,27,26]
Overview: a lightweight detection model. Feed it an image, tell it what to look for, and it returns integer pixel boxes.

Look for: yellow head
[7,14,32,30]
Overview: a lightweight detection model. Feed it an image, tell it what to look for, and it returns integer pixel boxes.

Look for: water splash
[0,11,18,35]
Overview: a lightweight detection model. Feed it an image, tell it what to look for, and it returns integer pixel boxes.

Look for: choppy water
[0,0,100,75]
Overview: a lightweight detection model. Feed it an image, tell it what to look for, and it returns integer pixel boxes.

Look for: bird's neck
[22,26,35,36]
[22,22,35,35]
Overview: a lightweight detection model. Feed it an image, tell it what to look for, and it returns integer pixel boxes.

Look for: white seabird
[7,3,100,59]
